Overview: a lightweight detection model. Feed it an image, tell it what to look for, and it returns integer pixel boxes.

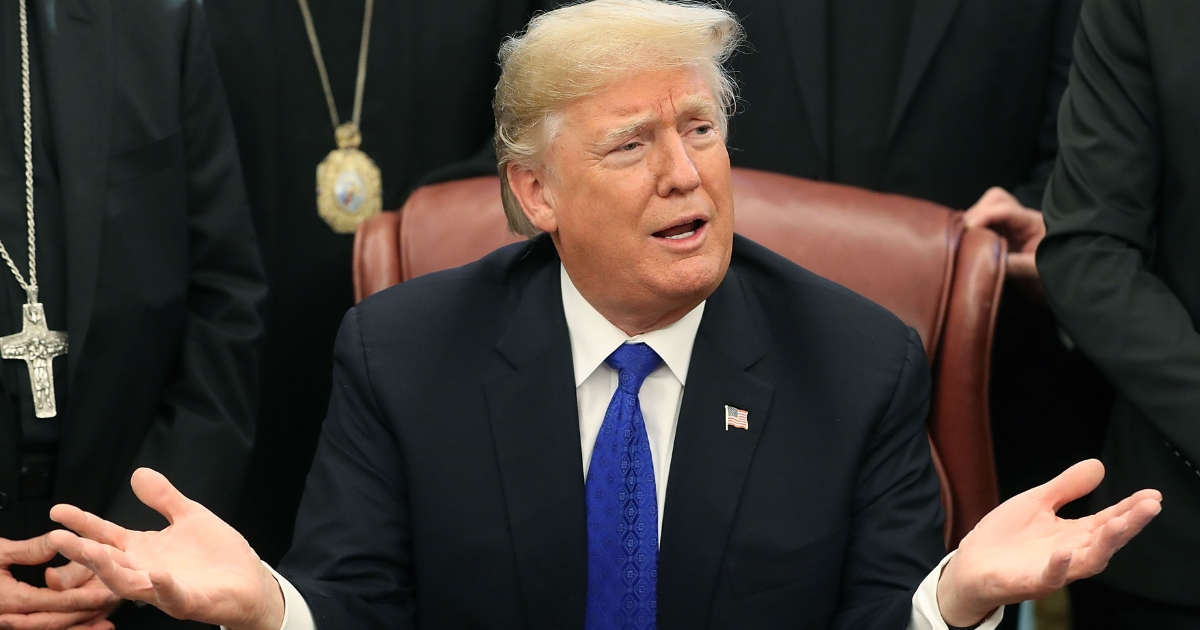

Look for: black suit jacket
[727,0,1079,211]
[279,235,945,628]
[0,0,265,538]
[1038,0,1200,607]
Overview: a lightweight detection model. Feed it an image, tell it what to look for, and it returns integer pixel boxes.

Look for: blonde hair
[493,0,744,237]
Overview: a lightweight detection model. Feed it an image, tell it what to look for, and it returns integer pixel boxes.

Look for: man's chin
[646,260,727,304]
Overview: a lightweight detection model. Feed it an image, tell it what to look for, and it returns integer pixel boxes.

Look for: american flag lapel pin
[725,405,749,431]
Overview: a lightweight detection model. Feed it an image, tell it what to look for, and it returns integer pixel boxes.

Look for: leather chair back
[353,168,1004,549]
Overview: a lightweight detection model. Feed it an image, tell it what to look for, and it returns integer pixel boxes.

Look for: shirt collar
[560,263,705,388]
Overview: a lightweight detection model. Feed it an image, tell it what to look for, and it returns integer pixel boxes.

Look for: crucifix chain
[1,0,40,304]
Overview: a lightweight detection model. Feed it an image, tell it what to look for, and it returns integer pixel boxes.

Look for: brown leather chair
[353,168,1005,550]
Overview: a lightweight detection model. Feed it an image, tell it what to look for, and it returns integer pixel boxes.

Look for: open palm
[937,460,1161,626]
[47,469,283,630]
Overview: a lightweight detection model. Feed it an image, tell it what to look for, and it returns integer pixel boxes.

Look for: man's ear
[506,162,558,234]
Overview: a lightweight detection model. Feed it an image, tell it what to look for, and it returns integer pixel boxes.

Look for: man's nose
[655,132,702,197]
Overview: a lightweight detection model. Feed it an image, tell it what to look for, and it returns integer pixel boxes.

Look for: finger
[0,580,116,615]
[44,532,91,571]
[963,188,1018,226]
[148,570,191,616]
[1007,253,1039,279]
[1040,549,1072,590]
[74,622,115,630]
[63,605,119,630]
[48,508,128,552]
[0,535,56,567]
[1093,498,1162,555]
[963,202,1012,229]
[45,563,94,591]
[49,535,136,580]
[1071,498,1162,580]
[129,469,193,526]
[70,542,152,602]
[0,610,99,630]
[1089,489,1162,524]
[70,621,115,630]
[1036,460,1105,510]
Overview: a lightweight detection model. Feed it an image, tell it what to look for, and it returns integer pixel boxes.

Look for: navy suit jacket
[279,234,946,629]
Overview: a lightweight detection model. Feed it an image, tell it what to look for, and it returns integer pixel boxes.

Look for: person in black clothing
[0,0,265,629]
[724,0,1111,528]
[203,0,548,565]
[979,0,1200,625]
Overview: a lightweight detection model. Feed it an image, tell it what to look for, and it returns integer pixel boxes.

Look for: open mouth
[653,218,706,240]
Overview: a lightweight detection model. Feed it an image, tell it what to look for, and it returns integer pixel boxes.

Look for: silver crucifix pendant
[0,302,67,418]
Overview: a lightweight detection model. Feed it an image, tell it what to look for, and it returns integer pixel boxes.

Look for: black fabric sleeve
[278,308,415,629]
[1010,0,1083,210]
[104,0,267,529]
[833,328,947,628]
[1037,0,1200,463]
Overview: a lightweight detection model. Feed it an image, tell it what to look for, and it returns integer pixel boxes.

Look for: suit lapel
[887,0,963,142]
[658,268,774,629]
[484,257,587,629]
[776,0,828,171]
[37,0,110,385]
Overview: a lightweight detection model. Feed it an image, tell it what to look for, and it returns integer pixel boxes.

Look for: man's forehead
[605,92,718,119]
[568,68,718,123]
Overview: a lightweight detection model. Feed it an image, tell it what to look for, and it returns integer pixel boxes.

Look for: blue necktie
[585,342,662,630]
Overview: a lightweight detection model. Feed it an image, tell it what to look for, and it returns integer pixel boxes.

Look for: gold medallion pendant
[316,123,382,234]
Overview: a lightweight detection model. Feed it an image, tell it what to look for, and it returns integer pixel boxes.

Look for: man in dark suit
[724,0,1115,516]
[1033,0,1200,625]
[202,0,547,566]
[0,0,266,628]
[42,1,1159,629]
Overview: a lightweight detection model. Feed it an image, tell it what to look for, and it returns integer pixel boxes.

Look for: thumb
[0,533,57,566]
[1038,459,1105,511]
[130,468,193,525]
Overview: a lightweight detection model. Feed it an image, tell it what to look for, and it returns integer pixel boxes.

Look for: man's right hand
[0,535,118,630]
[46,469,285,630]
[963,186,1047,301]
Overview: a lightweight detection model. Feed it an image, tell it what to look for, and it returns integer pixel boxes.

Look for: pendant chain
[2,0,39,304]
[296,0,374,133]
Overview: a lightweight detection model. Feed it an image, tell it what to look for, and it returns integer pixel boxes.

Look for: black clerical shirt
[0,1,69,450]
[828,0,918,189]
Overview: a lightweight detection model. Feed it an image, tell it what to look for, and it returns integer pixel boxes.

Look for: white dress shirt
[264,265,1001,630]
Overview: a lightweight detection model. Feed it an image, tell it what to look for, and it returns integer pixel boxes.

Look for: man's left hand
[935,459,1161,627]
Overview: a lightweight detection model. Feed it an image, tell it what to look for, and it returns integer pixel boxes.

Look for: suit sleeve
[104,0,267,528]
[1010,0,1083,209]
[834,328,947,629]
[276,308,415,630]
[1036,0,1200,464]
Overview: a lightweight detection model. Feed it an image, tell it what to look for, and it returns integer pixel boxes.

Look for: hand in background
[936,460,1161,627]
[0,536,119,630]
[46,469,285,630]
[964,187,1046,301]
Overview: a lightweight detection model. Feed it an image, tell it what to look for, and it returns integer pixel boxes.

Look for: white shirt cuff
[909,551,1004,630]
[219,563,317,630]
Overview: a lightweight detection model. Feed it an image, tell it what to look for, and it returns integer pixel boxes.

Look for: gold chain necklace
[297,0,382,233]
[0,0,68,418]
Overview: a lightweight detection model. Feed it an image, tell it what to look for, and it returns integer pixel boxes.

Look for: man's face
[523,66,734,331]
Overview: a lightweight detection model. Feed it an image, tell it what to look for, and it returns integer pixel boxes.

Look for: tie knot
[605,343,662,394]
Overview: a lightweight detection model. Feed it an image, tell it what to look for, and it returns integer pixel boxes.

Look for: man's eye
[694,125,712,135]
[619,142,641,152]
